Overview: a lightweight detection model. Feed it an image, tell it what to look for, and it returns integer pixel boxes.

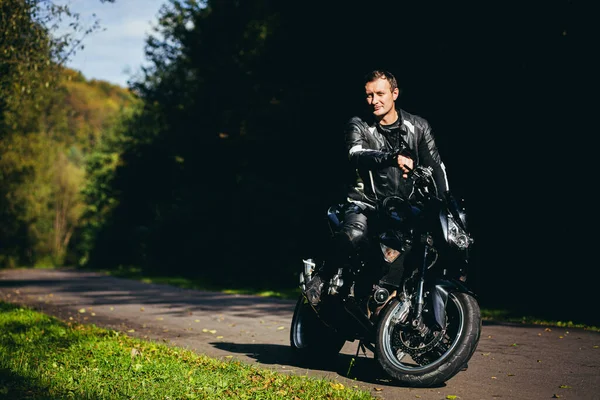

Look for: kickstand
[347,340,369,378]
[355,340,368,358]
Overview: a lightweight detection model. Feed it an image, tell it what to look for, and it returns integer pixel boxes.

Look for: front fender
[430,278,476,328]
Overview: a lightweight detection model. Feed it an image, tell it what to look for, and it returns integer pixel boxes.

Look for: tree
[0,0,123,267]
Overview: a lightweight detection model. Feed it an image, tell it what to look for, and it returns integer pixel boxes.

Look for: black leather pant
[323,204,369,276]
[325,203,408,288]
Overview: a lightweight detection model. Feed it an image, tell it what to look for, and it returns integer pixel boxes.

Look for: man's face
[365,78,399,120]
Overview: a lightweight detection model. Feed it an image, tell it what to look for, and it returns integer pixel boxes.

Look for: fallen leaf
[545,328,552,332]
[277,326,285,330]
[78,308,86,313]
[225,355,233,358]
[537,333,542,336]
[127,329,135,333]
[558,385,572,389]
[216,336,223,339]
[195,319,200,322]
[537,360,542,363]
[482,352,491,356]
[140,307,145,312]
[552,395,561,398]
[91,312,96,316]
[373,387,383,391]
[330,383,344,390]
[491,376,497,380]
[110,307,114,311]
[510,343,517,347]
[593,346,599,349]
[508,373,515,376]
[156,317,163,321]
[131,348,142,358]
[559,336,564,339]
[446,395,458,399]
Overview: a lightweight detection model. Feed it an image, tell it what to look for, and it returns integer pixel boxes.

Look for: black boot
[304,231,356,306]
[304,274,324,307]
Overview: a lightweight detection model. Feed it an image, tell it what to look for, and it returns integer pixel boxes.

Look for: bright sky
[56,0,168,88]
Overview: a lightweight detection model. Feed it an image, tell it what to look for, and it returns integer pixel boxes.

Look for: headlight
[447,216,473,250]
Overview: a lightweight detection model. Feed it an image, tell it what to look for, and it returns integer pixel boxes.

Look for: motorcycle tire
[289,295,346,363]
[375,292,481,387]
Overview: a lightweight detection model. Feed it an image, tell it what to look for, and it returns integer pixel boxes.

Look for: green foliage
[85,0,329,282]
[0,0,53,119]
[0,0,138,267]
[0,0,111,116]
[74,100,143,266]
[0,302,375,399]
[0,72,137,267]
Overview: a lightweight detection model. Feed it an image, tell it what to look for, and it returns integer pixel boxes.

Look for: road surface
[1,268,598,399]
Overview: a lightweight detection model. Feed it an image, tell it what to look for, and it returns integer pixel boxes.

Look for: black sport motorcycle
[290,164,481,387]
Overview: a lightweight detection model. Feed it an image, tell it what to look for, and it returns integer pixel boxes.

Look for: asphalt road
[1,268,598,400]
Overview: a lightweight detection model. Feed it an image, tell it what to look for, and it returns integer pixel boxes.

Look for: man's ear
[392,88,399,101]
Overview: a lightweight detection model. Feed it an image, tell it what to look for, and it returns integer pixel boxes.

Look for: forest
[1,0,595,325]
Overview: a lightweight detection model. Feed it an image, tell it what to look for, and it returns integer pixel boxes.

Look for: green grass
[0,302,375,400]
[480,308,599,332]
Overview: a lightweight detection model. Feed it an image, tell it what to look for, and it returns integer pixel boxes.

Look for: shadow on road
[209,341,446,388]
[0,274,296,318]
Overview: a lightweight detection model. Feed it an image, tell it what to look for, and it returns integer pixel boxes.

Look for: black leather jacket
[345,108,449,202]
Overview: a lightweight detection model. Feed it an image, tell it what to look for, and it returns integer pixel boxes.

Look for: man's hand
[397,155,413,178]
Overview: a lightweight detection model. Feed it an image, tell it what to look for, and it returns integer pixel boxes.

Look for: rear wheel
[290,295,345,363]
[375,292,481,387]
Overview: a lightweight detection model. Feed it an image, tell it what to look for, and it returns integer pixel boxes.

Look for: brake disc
[392,325,446,365]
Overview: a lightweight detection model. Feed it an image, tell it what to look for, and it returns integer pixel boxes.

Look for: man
[304,69,450,306]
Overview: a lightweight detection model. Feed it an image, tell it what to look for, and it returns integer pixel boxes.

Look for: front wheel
[375,292,481,387]
[290,295,345,363]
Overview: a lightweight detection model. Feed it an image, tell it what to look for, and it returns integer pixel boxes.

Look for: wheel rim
[381,293,465,372]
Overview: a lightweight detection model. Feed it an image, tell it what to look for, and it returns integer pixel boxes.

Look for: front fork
[410,241,430,334]
[410,235,474,332]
